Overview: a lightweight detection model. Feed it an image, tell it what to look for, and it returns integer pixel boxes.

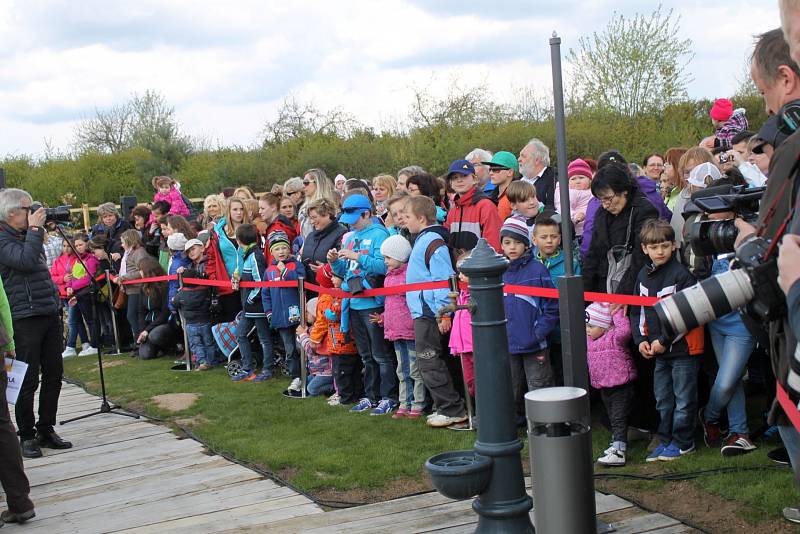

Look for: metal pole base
[474,494,535,533]
[60,400,140,425]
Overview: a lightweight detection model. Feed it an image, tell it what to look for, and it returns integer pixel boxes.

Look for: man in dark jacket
[0,189,72,459]
[518,138,557,209]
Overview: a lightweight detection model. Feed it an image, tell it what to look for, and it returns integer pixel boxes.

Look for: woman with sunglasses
[297,168,338,239]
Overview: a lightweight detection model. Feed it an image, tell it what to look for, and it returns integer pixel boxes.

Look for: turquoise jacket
[533,247,581,288]
[213,218,244,280]
[330,222,389,311]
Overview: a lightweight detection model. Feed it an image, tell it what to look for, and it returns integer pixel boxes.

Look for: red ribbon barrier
[776,383,800,433]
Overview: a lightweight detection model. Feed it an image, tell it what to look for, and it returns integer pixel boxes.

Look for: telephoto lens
[654,268,754,338]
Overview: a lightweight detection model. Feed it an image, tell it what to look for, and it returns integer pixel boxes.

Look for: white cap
[687,162,722,189]
[167,232,187,251]
[184,238,204,251]
[335,174,347,184]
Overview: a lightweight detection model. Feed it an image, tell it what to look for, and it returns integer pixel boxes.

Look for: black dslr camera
[30,202,72,225]
[685,185,765,256]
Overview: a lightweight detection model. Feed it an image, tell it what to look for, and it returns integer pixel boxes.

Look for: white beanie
[167,232,187,251]
[307,297,318,318]
[380,235,412,263]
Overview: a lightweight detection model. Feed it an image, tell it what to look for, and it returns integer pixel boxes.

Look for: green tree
[567,5,694,117]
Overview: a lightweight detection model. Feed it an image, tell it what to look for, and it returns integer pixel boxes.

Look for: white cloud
[0,0,783,157]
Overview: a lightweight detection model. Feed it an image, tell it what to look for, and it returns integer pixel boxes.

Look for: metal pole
[179,273,192,371]
[298,276,307,398]
[105,270,123,355]
[550,32,589,391]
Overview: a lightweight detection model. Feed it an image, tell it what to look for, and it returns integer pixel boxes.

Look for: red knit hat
[567,158,593,179]
[710,98,733,122]
[317,263,334,289]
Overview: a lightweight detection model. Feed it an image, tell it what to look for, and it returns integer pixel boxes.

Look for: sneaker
[287,378,301,391]
[597,447,626,467]
[350,398,375,413]
[658,443,695,461]
[195,363,213,371]
[646,442,668,462]
[699,407,723,447]
[0,509,35,524]
[78,345,98,356]
[407,408,424,418]
[427,413,468,428]
[327,393,340,406]
[371,399,397,416]
[783,506,800,524]
[721,433,757,456]
[231,370,255,382]
[769,446,790,465]
[61,346,77,358]
[426,411,440,420]
[392,406,410,419]
[251,371,273,383]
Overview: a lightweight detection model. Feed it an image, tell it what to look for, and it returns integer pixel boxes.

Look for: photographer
[0,189,72,459]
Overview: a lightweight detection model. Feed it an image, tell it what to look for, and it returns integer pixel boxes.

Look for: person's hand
[609,303,626,315]
[296,323,308,335]
[63,273,74,282]
[137,331,148,344]
[176,266,186,275]
[3,349,15,360]
[68,296,77,306]
[326,249,338,263]
[574,212,585,223]
[438,317,451,334]
[639,341,653,358]
[28,207,46,228]
[110,252,121,262]
[66,287,73,296]
[369,312,383,324]
[699,136,716,150]
[338,249,359,261]
[309,261,324,273]
[733,218,756,248]
[779,235,800,295]
[276,261,286,272]
[651,340,666,355]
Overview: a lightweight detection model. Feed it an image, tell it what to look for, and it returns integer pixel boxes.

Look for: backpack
[423,237,458,271]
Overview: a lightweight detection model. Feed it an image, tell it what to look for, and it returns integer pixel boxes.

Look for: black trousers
[599,382,636,444]
[414,317,465,418]
[14,314,64,440]
[333,353,363,404]
[0,370,34,513]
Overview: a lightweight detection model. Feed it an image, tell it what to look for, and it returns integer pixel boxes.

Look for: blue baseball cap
[339,194,372,225]
[447,159,476,178]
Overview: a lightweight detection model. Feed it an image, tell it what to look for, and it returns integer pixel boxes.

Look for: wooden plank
[419,525,475,534]
[646,526,696,534]
[595,491,635,514]
[612,512,681,534]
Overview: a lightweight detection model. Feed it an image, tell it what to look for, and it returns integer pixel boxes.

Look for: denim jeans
[350,307,398,402]
[185,322,216,366]
[654,356,699,450]
[779,425,800,481]
[65,299,88,348]
[277,327,300,379]
[236,315,272,373]
[705,327,754,435]
[394,339,425,411]
[307,375,334,396]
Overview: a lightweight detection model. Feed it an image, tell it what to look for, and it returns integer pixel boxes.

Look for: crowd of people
[8,9,800,526]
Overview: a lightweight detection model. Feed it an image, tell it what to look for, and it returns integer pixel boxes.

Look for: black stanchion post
[105,270,123,355]
[298,276,307,398]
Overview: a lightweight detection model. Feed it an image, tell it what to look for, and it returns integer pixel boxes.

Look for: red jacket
[50,253,71,299]
[444,187,502,252]
[263,215,298,260]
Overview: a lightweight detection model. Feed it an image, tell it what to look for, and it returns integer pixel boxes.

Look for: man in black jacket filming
[0,188,72,458]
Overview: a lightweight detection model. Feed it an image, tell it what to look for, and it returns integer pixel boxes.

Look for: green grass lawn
[63,353,800,526]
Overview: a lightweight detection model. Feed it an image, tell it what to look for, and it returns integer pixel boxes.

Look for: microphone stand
[54,224,139,424]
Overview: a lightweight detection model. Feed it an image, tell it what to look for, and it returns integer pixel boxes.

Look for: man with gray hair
[518,138,556,208]
[0,189,71,460]
[465,148,494,192]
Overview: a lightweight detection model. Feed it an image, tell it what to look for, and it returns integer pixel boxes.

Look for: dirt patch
[150,393,201,412]
[100,360,126,369]
[175,414,209,428]
[597,479,793,534]
[313,477,433,508]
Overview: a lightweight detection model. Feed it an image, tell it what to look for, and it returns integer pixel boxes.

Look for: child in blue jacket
[262,230,306,396]
[500,218,559,417]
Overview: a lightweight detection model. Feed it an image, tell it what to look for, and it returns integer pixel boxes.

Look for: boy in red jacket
[444,159,502,254]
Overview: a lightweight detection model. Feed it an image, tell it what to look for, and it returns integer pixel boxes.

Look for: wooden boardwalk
[3,383,694,533]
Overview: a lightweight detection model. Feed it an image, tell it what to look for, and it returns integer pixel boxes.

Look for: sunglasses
[303,179,316,186]
[287,190,302,195]
[342,207,367,214]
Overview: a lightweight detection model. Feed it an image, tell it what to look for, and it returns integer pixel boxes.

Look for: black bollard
[426,239,534,533]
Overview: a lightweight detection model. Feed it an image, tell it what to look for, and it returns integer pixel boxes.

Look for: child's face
[73,239,87,255]
[158,184,171,196]
[384,256,402,270]
[161,223,172,237]
[187,244,203,262]
[389,200,408,229]
[569,174,591,190]
[533,224,561,257]
[586,324,606,340]
[92,248,106,260]
[642,240,676,267]
[511,196,540,217]
[449,173,477,195]
[501,236,527,260]
[403,210,428,234]
[272,243,291,261]
[152,209,164,219]
[306,310,315,324]
[280,199,295,219]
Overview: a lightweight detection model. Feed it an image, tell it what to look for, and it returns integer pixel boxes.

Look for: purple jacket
[382,264,415,341]
[580,177,670,260]
[448,290,472,355]
[586,311,637,389]
[298,332,332,377]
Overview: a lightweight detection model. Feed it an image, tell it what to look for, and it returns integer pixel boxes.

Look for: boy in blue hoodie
[500,217,560,418]
[327,194,396,415]
[404,196,468,429]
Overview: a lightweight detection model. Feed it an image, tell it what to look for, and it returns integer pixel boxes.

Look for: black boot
[20,439,42,458]
[36,431,72,450]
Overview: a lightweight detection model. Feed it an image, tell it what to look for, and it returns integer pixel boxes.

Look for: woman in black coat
[135,256,176,359]
[583,162,659,295]
[300,198,346,286]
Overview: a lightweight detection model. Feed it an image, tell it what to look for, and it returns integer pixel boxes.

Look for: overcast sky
[0,1,781,157]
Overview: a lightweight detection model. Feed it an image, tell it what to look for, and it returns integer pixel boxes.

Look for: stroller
[213,312,289,378]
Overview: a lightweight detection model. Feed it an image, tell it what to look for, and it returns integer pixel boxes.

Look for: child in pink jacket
[554,158,594,237]
[448,254,474,396]
[586,302,636,467]
[65,234,101,352]
[152,176,190,217]
[374,235,424,418]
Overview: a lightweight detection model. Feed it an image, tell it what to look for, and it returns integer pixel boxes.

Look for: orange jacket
[310,293,357,355]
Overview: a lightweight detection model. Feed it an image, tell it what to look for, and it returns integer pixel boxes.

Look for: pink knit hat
[568,159,593,179]
[585,302,613,329]
[710,98,733,122]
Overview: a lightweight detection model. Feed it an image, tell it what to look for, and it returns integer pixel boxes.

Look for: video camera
[686,185,765,256]
[30,202,72,225]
